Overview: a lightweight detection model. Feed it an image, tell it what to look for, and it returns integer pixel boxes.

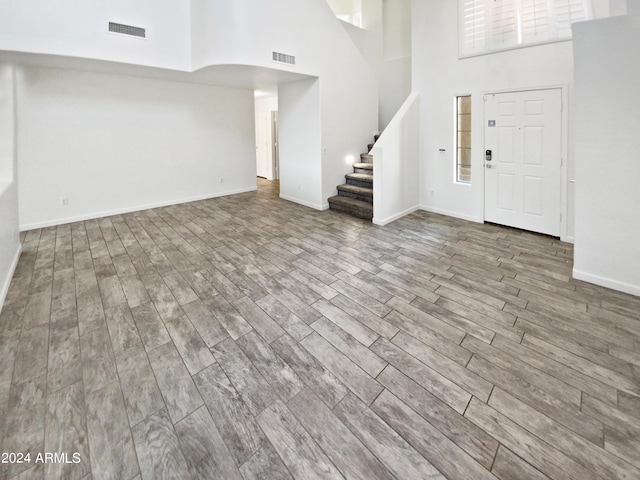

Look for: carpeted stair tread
[360,153,373,163]
[346,173,373,183]
[337,184,373,203]
[337,184,373,197]
[328,195,373,220]
[354,163,373,170]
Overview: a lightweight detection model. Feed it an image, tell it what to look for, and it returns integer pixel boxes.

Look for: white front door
[484,89,562,237]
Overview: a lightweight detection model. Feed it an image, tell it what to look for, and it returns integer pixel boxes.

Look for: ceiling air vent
[272,51,296,66]
[109,22,146,38]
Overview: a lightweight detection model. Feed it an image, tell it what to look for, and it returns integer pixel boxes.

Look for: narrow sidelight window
[456,96,472,184]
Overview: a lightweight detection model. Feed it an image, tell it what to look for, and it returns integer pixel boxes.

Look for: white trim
[0,243,22,309]
[279,194,328,211]
[420,205,483,223]
[20,187,257,231]
[373,205,420,226]
[573,268,640,297]
[454,94,473,184]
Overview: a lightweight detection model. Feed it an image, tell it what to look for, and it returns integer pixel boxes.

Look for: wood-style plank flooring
[1,179,640,479]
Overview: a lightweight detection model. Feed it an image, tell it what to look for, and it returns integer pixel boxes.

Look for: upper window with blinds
[459,0,592,57]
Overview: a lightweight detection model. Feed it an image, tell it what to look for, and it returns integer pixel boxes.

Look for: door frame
[483,84,571,242]
[255,110,270,179]
[271,110,279,180]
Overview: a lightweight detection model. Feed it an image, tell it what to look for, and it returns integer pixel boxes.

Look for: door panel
[497,173,515,211]
[523,176,543,216]
[523,127,544,165]
[524,99,544,115]
[498,100,516,116]
[485,89,562,236]
[497,127,516,163]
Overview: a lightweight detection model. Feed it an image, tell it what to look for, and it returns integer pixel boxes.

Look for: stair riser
[328,201,373,220]
[346,178,372,189]
[360,154,373,164]
[337,190,373,204]
[354,167,372,175]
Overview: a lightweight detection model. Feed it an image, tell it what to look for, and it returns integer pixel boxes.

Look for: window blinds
[460,0,591,57]
[554,0,590,37]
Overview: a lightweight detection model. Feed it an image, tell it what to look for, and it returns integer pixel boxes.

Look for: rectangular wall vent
[109,22,146,38]
[272,51,296,66]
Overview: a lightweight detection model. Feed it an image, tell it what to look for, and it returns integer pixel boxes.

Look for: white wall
[377,0,412,130]
[378,56,411,131]
[572,8,640,295]
[342,0,411,131]
[0,0,191,70]
[279,79,323,209]
[0,182,19,307]
[412,0,577,234]
[372,92,420,225]
[0,65,15,182]
[610,0,627,15]
[0,64,20,308]
[17,66,257,229]
[383,0,411,60]
[340,20,381,65]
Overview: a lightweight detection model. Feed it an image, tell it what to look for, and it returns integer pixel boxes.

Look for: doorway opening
[254,89,279,196]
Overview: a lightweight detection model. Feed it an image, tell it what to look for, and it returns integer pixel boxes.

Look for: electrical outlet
[60,197,69,206]
[219,177,224,184]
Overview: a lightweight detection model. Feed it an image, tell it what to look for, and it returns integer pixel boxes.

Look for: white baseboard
[279,194,328,211]
[0,243,22,310]
[419,205,483,224]
[19,187,258,231]
[573,268,640,297]
[373,205,419,226]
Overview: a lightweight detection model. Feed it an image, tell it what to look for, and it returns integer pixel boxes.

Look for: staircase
[328,137,378,221]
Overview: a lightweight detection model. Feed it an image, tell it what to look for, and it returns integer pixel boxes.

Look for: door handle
[486,164,493,169]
